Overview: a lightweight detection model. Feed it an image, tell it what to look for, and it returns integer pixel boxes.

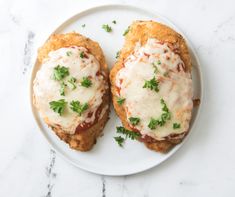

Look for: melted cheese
[116,38,193,140]
[33,46,106,134]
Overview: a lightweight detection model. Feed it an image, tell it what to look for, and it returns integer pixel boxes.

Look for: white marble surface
[0,0,235,196]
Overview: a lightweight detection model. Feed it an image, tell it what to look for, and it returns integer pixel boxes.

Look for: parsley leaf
[80,51,85,58]
[82,24,86,28]
[116,51,120,59]
[68,77,77,90]
[53,65,69,81]
[148,99,171,130]
[152,60,161,73]
[49,99,67,116]
[117,97,125,105]
[148,118,158,130]
[112,20,117,24]
[81,77,92,88]
[66,51,72,56]
[60,82,67,96]
[102,24,112,32]
[123,26,130,36]
[70,100,88,116]
[114,136,125,147]
[143,76,159,92]
[173,123,181,129]
[161,99,169,112]
[129,117,140,126]
[116,126,141,140]
[152,63,159,73]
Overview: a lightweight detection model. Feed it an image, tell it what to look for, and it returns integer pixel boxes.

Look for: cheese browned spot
[115,38,193,141]
[33,46,107,134]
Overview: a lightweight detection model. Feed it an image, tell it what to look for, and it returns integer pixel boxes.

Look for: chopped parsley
[70,100,88,116]
[117,97,125,105]
[60,82,67,96]
[114,126,141,147]
[116,51,120,59]
[80,51,85,58]
[112,20,117,24]
[123,26,130,36]
[114,136,125,147]
[161,99,169,113]
[68,77,77,90]
[116,126,141,140]
[148,118,158,130]
[152,60,161,73]
[66,51,72,56]
[80,77,92,88]
[143,76,159,92]
[53,65,69,81]
[148,99,171,129]
[49,99,67,116]
[82,24,86,28]
[152,63,159,73]
[102,24,112,32]
[173,123,181,129]
[129,117,140,126]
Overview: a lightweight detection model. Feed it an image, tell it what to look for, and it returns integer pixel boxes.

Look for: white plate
[30,4,203,176]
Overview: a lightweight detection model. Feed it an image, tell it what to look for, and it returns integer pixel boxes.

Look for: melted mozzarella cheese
[116,38,193,140]
[33,46,106,134]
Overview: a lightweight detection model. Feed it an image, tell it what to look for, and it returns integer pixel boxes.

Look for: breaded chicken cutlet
[33,33,110,151]
[110,21,193,153]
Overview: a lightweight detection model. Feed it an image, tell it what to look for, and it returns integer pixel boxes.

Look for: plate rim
[29,3,204,176]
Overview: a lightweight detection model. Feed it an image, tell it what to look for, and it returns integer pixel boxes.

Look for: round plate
[30,4,203,176]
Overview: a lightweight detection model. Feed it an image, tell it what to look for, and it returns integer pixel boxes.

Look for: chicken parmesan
[110,21,193,152]
[33,33,110,151]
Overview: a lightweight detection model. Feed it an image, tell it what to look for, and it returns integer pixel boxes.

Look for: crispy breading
[36,33,110,151]
[110,21,192,153]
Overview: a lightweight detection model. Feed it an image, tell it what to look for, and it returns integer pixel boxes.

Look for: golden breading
[36,33,110,151]
[110,21,192,153]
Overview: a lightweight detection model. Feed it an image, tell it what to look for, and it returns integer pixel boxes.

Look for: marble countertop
[0,0,235,196]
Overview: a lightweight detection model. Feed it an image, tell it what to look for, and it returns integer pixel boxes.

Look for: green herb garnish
[114,136,125,147]
[152,60,161,73]
[148,118,158,130]
[49,99,67,116]
[60,82,67,96]
[143,76,159,92]
[68,77,77,90]
[66,51,72,56]
[173,123,181,129]
[80,51,85,58]
[161,99,169,113]
[80,77,92,88]
[70,100,88,116]
[116,126,141,140]
[129,117,140,126]
[116,51,120,59]
[82,24,86,28]
[112,20,117,24]
[53,65,69,81]
[148,99,171,129]
[117,97,125,105]
[102,24,112,32]
[123,26,130,36]
[152,63,159,73]
[114,126,141,147]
